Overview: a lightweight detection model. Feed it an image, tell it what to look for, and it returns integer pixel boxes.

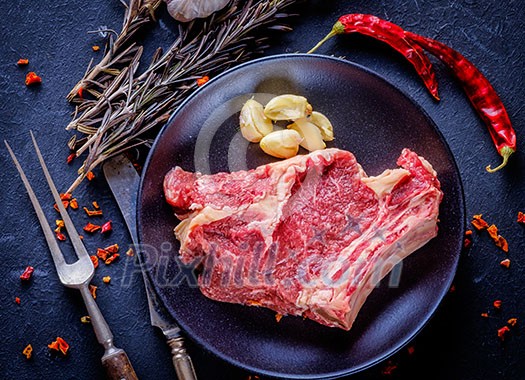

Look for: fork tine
[4,139,66,270]
[29,131,91,260]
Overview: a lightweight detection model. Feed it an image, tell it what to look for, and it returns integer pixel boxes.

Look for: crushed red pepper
[89,284,97,299]
[495,236,508,253]
[196,76,210,86]
[92,45,100,52]
[54,200,70,212]
[90,255,99,269]
[80,316,91,324]
[507,318,518,327]
[481,312,489,318]
[125,248,134,257]
[20,266,34,281]
[55,231,67,241]
[86,171,95,181]
[381,360,398,376]
[15,297,21,305]
[493,300,502,309]
[101,220,112,234]
[70,198,79,209]
[66,153,75,164]
[96,248,109,261]
[407,346,415,355]
[77,87,83,98]
[104,253,120,265]
[83,222,101,233]
[105,243,119,254]
[275,313,283,322]
[92,201,100,209]
[518,211,525,224]
[83,207,103,217]
[22,344,33,359]
[17,58,29,66]
[25,72,42,86]
[48,337,69,355]
[471,214,489,230]
[102,276,111,284]
[497,326,510,341]
[500,258,511,268]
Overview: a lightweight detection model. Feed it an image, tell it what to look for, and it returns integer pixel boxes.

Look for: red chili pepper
[100,220,112,234]
[15,297,21,305]
[308,14,439,100]
[404,31,516,172]
[20,266,34,281]
[25,72,42,86]
[67,153,76,164]
[196,76,210,86]
[517,211,525,224]
[17,58,29,66]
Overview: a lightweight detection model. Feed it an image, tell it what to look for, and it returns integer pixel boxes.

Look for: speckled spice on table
[0,1,524,379]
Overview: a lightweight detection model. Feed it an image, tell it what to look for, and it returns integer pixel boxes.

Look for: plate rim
[137,53,466,379]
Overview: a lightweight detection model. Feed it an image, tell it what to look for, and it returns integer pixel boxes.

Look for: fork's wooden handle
[167,337,198,380]
[102,348,139,380]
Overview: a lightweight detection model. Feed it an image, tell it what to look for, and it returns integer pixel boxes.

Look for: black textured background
[0,1,524,379]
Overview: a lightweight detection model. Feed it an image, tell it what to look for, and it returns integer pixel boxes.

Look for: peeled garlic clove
[239,99,274,142]
[309,111,334,141]
[287,118,326,152]
[263,94,312,121]
[260,130,302,159]
[165,0,230,22]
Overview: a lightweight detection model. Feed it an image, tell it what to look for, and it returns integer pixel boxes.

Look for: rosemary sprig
[66,0,298,194]
[66,0,163,101]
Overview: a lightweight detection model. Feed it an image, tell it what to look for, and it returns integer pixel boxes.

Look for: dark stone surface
[0,0,523,379]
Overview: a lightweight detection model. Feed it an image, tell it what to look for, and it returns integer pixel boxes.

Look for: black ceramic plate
[137,54,465,379]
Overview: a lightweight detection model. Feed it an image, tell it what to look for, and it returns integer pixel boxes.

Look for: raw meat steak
[164,148,442,330]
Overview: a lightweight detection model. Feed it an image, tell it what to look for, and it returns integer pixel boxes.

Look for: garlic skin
[165,0,230,22]
[260,130,302,159]
[309,111,334,141]
[264,94,312,121]
[287,118,326,152]
[239,99,274,142]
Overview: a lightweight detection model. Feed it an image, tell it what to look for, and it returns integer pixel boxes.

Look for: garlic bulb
[165,0,230,22]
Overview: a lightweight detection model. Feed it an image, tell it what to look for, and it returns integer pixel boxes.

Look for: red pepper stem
[307,21,345,54]
[486,146,514,173]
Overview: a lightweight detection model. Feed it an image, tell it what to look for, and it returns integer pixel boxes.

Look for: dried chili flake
[96,248,109,261]
[407,345,415,355]
[70,198,79,209]
[496,236,508,252]
[90,255,99,269]
[487,224,498,240]
[15,297,21,305]
[80,316,91,324]
[465,229,473,237]
[56,219,65,229]
[101,220,112,234]
[497,326,510,341]
[20,266,34,281]
[463,238,472,249]
[449,284,456,293]
[77,86,83,98]
[275,313,283,322]
[48,337,69,355]
[507,318,518,327]
[481,312,489,318]
[17,58,29,66]
[493,300,502,309]
[66,153,75,164]
[22,344,33,359]
[92,201,100,209]
[471,214,489,230]
[246,300,262,306]
[92,45,100,51]
[104,253,120,265]
[381,360,398,376]
[25,72,42,86]
[54,200,70,212]
[518,211,525,224]
[55,231,67,241]
[105,243,119,254]
[60,193,72,201]
[196,76,209,86]
[83,207,103,217]
[126,248,134,257]
[83,222,101,233]
[89,284,97,299]
[86,171,95,181]
[500,258,511,268]
[102,276,111,284]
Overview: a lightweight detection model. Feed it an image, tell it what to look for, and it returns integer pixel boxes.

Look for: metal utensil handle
[168,337,198,380]
[102,348,139,380]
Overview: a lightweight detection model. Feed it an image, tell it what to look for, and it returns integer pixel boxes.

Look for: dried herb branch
[66,0,163,101]
[66,0,298,194]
